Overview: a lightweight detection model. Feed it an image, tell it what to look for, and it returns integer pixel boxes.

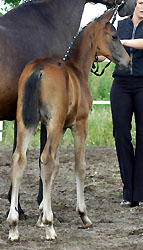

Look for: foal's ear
[99,8,116,24]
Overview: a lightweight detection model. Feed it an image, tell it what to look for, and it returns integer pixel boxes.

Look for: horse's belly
[0,87,17,120]
[0,102,17,120]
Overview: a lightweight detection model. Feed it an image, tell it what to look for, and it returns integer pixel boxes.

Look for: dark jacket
[113,17,143,77]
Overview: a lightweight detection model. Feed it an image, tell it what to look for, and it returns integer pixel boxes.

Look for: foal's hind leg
[36,146,60,228]
[72,119,92,228]
[37,129,65,228]
[7,126,34,241]
[37,124,63,240]
[37,124,60,206]
[8,120,25,219]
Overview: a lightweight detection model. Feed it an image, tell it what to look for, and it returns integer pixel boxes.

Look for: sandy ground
[1,146,143,250]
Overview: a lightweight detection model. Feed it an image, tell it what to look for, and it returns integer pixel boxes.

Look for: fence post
[0,121,3,141]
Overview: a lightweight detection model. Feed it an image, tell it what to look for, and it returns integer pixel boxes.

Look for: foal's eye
[112,35,118,41]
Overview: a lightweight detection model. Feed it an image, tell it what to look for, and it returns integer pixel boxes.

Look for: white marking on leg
[41,155,57,240]
[8,224,19,242]
[45,224,57,240]
[76,165,92,227]
[7,128,34,240]
[36,200,44,227]
[72,122,92,228]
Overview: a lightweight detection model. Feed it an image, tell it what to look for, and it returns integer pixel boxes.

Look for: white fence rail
[0,101,110,142]
[0,121,3,141]
[93,100,110,105]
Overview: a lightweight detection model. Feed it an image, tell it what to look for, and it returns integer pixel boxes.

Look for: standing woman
[110,0,143,207]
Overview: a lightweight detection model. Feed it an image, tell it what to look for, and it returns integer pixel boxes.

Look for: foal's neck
[66,21,98,79]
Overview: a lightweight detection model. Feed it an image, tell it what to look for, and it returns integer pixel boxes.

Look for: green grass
[89,62,115,101]
[1,106,136,148]
[87,105,114,146]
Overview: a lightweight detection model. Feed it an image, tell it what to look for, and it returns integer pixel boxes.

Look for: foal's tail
[22,69,42,128]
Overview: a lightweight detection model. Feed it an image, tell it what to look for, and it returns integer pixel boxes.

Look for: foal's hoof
[8,227,20,242]
[8,236,20,242]
[78,222,93,229]
[45,226,57,240]
[36,221,45,228]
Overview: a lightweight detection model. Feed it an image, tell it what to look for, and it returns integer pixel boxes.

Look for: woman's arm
[121,39,143,49]
[97,56,106,62]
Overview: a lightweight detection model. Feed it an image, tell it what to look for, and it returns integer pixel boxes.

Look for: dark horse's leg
[8,121,25,219]
[37,123,46,205]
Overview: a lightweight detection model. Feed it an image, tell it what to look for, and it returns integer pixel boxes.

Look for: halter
[91,56,112,76]
[106,0,126,10]
[91,1,125,76]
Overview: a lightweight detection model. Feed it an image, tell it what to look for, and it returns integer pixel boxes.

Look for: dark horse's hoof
[19,212,27,220]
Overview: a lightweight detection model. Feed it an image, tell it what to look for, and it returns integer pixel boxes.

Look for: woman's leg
[133,89,143,201]
[110,79,134,201]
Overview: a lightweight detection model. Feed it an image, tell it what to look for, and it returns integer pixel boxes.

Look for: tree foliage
[0,0,24,15]
[0,1,39,17]
[3,0,22,7]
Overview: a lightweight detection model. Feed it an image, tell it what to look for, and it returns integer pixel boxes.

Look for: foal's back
[18,55,92,131]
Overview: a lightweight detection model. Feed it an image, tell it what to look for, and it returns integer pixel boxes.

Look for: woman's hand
[97,56,106,62]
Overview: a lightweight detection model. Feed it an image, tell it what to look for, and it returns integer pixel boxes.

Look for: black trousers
[110,76,143,201]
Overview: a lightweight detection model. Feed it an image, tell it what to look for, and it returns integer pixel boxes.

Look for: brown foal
[7,8,130,241]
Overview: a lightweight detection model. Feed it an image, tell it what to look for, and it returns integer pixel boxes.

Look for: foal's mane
[25,0,49,2]
[63,15,101,61]
[24,0,52,3]
[63,29,84,61]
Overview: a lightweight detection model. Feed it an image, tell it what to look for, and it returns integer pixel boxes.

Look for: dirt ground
[1,146,143,250]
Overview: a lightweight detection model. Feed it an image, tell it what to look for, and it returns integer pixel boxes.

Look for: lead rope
[91,2,124,76]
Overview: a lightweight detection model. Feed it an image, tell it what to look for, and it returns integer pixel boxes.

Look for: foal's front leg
[72,119,92,228]
[7,128,33,241]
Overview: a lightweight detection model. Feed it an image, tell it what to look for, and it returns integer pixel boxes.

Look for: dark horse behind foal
[0,0,136,217]
[7,8,130,242]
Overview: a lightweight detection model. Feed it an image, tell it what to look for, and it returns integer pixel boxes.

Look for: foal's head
[95,8,130,70]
